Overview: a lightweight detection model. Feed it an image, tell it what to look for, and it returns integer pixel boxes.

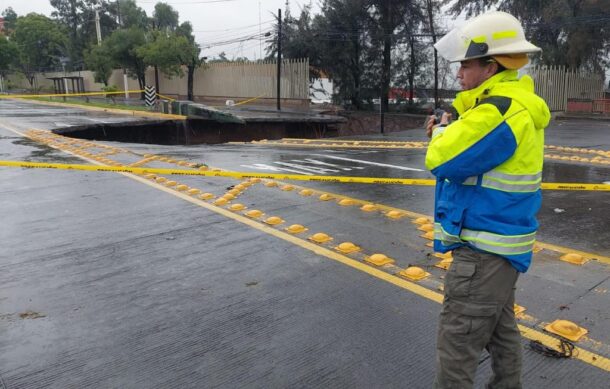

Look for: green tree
[118,0,148,29]
[137,30,192,93]
[176,21,204,101]
[0,34,18,77]
[84,43,115,85]
[50,1,119,69]
[50,0,82,66]
[13,13,67,87]
[152,2,179,31]
[283,0,372,109]
[1,7,18,33]
[105,27,148,95]
[443,0,610,71]
[143,2,181,93]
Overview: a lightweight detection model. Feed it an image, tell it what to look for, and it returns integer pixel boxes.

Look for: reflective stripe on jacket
[425,70,550,272]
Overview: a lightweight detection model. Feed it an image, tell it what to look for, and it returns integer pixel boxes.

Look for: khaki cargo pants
[434,246,522,389]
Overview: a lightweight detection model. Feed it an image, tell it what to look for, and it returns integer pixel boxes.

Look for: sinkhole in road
[52,119,338,145]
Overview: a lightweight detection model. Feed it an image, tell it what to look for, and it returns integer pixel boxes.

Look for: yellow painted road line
[0,90,145,98]
[535,242,610,265]
[2,160,609,192]
[2,123,610,372]
[10,97,186,120]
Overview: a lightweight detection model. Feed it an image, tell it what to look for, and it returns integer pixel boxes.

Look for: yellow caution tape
[1,160,609,191]
[233,94,266,107]
[156,93,176,102]
[0,90,145,99]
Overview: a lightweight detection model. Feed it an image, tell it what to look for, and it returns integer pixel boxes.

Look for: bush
[102,85,119,104]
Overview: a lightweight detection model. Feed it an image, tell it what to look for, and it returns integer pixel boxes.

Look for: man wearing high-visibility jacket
[425,11,551,389]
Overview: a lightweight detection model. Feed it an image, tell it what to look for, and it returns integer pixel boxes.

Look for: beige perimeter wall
[6,59,310,101]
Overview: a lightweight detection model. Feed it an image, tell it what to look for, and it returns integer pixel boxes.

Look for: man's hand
[426,115,436,138]
[426,112,453,138]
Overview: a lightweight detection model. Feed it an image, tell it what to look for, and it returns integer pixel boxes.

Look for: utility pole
[277,8,282,111]
[426,0,439,109]
[95,9,102,46]
[259,1,262,60]
[116,0,129,100]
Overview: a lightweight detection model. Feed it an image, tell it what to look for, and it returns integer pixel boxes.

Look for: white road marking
[273,161,340,174]
[240,163,314,175]
[290,158,365,171]
[311,154,424,172]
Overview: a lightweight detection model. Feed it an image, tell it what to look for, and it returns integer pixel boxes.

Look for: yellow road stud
[413,217,431,225]
[360,204,377,212]
[281,185,295,191]
[265,181,278,187]
[285,224,308,234]
[199,166,209,171]
[365,253,395,266]
[264,216,284,225]
[308,233,333,243]
[338,198,355,206]
[399,266,430,281]
[187,188,201,195]
[245,210,264,218]
[235,184,247,191]
[418,223,434,232]
[434,251,453,260]
[222,194,236,200]
[544,319,588,342]
[335,242,361,254]
[228,189,241,196]
[199,193,214,200]
[249,178,261,183]
[513,304,526,316]
[165,180,177,187]
[299,189,314,196]
[175,184,189,191]
[229,203,246,211]
[560,253,589,265]
[213,198,228,206]
[434,258,453,270]
[421,231,435,240]
[319,194,333,201]
[386,210,404,219]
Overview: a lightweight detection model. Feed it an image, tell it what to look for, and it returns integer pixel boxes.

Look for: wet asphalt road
[1,99,609,388]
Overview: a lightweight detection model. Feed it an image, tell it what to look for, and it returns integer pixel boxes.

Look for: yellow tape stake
[1,160,609,191]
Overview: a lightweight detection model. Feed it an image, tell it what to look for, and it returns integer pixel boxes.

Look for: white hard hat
[435,11,541,66]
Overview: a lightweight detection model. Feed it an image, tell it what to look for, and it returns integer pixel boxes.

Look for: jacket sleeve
[425,102,517,183]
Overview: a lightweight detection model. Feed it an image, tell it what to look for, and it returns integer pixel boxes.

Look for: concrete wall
[337,112,426,136]
[6,59,310,102]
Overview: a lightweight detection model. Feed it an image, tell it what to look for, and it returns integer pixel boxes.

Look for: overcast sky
[0,0,319,60]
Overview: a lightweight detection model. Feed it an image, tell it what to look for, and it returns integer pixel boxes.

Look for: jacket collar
[452,70,519,116]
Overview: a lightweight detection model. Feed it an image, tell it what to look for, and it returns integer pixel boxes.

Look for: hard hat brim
[492,54,529,69]
[434,24,541,63]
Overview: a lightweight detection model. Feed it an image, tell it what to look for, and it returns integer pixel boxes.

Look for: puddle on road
[12,138,83,163]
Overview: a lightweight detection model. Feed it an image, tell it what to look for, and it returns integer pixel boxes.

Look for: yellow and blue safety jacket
[425,70,550,272]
